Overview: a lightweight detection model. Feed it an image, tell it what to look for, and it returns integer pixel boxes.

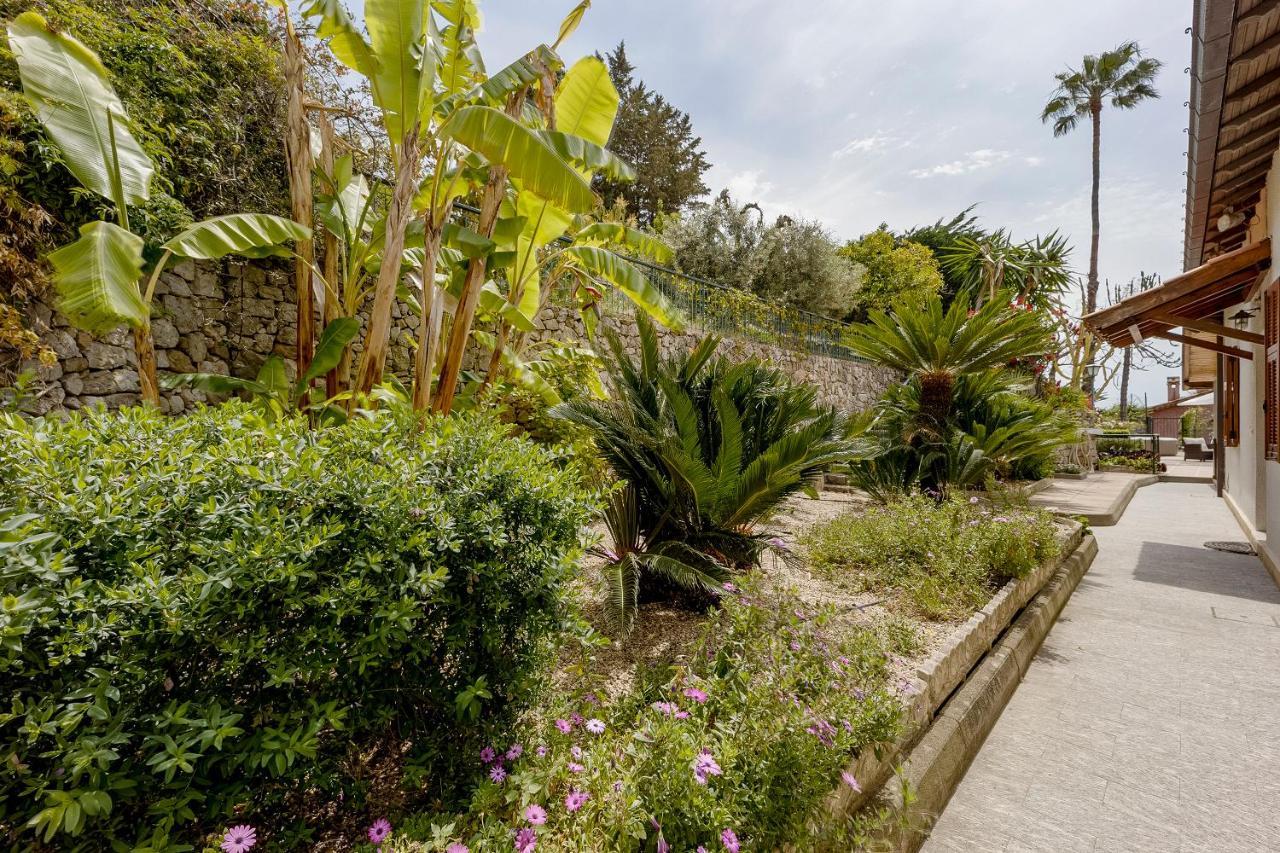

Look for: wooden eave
[1186,0,1280,268]
[1083,238,1270,353]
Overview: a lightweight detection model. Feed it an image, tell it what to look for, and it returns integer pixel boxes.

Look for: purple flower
[220,825,257,853]
[612,780,623,792]
[555,718,572,734]
[721,828,740,852]
[480,746,497,764]
[652,701,677,716]
[536,745,548,757]
[570,745,582,759]
[368,818,392,846]
[698,848,708,853]
[570,713,584,726]
[674,710,690,719]
[447,845,468,853]
[693,749,722,784]
[585,718,606,734]
[524,804,547,826]
[657,835,671,853]
[722,582,737,592]
[565,789,590,812]
[515,827,537,853]
[567,761,584,773]
[969,496,979,505]
[683,687,708,704]
[767,536,789,552]
[489,764,507,783]
[506,744,524,761]
[841,771,862,792]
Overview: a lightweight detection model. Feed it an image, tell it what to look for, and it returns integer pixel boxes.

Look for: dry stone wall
[19,260,897,415]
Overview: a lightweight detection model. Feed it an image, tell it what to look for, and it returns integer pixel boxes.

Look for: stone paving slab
[922,482,1280,853]
[1027,472,1156,526]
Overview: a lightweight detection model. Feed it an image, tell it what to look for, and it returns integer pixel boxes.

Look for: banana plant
[475,55,681,392]
[164,316,359,420]
[7,12,309,407]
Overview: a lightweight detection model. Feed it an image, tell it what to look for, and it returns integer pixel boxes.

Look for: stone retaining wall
[18,259,896,415]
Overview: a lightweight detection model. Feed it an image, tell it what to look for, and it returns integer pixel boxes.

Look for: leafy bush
[553,314,855,635]
[0,403,593,849]
[803,496,1062,620]
[395,577,903,851]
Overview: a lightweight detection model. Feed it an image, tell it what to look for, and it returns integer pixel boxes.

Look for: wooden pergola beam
[1216,144,1274,179]
[1210,185,1262,215]
[1226,63,1280,103]
[1220,114,1280,157]
[1149,310,1264,345]
[1215,160,1271,197]
[1155,330,1253,360]
[1223,95,1280,132]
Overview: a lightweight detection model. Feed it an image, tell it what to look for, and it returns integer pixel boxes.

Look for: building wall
[17,259,897,417]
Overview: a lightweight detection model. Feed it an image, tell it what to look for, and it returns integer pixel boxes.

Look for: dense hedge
[0,404,594,849]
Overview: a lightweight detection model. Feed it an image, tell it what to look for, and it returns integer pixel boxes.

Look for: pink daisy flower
[585,718,605,734]
[565,789,590,812]
[489,764,507,784]
[841,771,862,792]
[682,687,709,704]
[446,845,468,853]
[514,827,537,853]
[367,818,392,846]
[555,718,572,734]
[506,744,524,761]
[480,746,497,764]
[524,804,547,826]
[220,825,256,853]
[567,761,584,773]
[721,828,740,852]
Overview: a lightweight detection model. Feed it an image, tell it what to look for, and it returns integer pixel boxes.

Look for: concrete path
[923,482,1280,852]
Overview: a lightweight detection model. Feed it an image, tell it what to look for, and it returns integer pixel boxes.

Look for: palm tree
[845,295,1054,429]
[1041,41,1161,395]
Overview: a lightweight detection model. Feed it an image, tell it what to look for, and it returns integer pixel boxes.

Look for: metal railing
[1094,432,1161,474]
[452,202,868,362]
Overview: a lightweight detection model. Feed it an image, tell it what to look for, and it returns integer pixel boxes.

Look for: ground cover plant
[386,575,904,852]
[0,402,594,850]
[802,495,1062,620]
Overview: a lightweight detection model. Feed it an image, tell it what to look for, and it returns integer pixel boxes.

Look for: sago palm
[844,294,1054,429]
[1041,40,1161,393]
[553,313,854,635]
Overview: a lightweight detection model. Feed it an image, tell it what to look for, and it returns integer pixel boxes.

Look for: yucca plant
[553,313,855,636]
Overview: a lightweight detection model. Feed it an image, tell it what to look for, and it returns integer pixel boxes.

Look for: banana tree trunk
[317,111,343,399]
[354,130,421,396]
[482,320,509,388]
[433,164,507,413]
[132,322,161,407]
[412,222,445,411]
[282,16,314,403]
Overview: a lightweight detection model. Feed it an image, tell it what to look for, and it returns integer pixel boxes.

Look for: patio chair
[1184,438,1213,461]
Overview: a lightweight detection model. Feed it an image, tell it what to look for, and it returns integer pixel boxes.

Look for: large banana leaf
[299,317,360,388]
[364,0,438,144]
[539,131,634,182]
[7,12,153,207]
[434,2,484,96]
[439,106,595,212]
[163,214,311,260]
[575,222,673,263]
[47,221,148,334]
[317,156,372,244]
[554,55,618,147]
[562,246,682,328]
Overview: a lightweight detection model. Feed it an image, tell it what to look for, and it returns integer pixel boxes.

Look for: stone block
[182,334,208,364]
[192,267,221,297]
[43,328,80,359]
[171,258,196,281]
[152,317,180,349]
[84,341,131,370]
[166,349,195,373]
[163,295,202,333]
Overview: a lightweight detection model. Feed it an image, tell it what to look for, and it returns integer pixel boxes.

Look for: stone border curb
[821,524,1086,827]
[875,534,1098,852]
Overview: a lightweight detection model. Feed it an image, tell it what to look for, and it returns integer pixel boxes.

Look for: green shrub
[802,496,1061,620]
[0,403,593,850]
[396,576,903,851]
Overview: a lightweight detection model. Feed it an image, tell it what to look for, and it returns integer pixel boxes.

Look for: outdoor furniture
[1158,436,1178,457]
[1184,438,1214,461]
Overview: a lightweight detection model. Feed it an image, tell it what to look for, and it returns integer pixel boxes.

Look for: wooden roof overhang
[1186,0,1280,267]
[1083,238,1270,358]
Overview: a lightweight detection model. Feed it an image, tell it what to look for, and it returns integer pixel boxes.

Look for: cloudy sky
[354,0,1194,405]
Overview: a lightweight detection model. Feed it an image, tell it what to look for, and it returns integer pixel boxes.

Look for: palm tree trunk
[919,370,954,432]
[354,130,420,396]
[1084,103,1101,398]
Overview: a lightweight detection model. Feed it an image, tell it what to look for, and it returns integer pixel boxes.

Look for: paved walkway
[924,482,1280,852]
[1028,472,1151,525]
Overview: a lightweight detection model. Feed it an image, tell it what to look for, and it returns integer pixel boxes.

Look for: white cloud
[909,148,1013,178]
[832,134,895,158]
